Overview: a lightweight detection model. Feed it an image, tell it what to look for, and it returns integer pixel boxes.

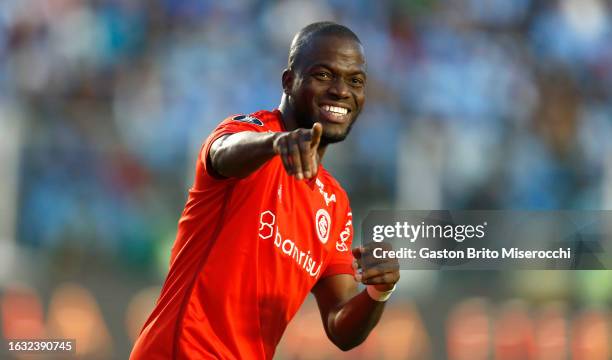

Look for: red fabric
[131,109,354,360]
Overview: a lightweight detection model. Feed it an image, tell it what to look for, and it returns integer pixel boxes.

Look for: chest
[247,161,343,278]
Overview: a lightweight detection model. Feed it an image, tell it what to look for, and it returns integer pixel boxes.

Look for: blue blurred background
[1,0,612,358]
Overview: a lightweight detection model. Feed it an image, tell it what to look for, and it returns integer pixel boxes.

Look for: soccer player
[130,21,400,359]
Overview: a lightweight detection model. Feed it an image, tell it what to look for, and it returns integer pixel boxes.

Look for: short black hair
[288,22,361,70]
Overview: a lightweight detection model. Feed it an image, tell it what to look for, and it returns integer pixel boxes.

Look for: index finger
[311,122,322,149]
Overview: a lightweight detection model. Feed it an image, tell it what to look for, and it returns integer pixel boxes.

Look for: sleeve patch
[232,115,263,126]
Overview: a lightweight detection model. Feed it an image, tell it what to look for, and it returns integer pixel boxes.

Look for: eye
[313,72,332,81]
[350,76,365,87]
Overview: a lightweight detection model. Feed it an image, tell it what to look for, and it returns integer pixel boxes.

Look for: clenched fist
[352,242,400,292]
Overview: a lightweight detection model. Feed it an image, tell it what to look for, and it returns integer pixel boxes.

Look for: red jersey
[130,109,354,359]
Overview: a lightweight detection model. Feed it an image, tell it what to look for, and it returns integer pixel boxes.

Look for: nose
[328,78,350,99]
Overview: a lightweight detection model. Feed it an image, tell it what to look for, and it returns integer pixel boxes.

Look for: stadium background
[1,0,612,358]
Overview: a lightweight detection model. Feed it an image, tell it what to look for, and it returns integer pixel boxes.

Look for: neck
[278,94,328,160]
[278,94,298,131]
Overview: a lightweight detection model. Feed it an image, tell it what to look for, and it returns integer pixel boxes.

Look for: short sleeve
[320,210,354,279]
[200,114,268,179]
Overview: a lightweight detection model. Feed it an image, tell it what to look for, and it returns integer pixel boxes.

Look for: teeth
[322,105,348,115]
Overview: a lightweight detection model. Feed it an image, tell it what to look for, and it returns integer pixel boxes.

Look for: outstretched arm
[312,247,400,351]
[207,123,322,179]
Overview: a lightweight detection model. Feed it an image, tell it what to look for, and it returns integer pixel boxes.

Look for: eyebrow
[308,63,367,77]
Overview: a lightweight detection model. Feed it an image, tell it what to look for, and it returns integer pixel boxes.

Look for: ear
[282,68,294,95]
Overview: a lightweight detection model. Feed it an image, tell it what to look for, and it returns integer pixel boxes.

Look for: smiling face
[283,35,366,144]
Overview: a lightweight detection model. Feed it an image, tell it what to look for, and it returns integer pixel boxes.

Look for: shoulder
[229,114,265,126]
[219,109,284,133]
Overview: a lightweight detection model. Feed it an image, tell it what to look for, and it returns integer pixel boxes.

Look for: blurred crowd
[1,0,612,358]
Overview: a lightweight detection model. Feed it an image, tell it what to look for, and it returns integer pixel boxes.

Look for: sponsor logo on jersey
[315,209,331,244]
[258,210,322,278]
[232,115,263,126]
[259,211,276,239]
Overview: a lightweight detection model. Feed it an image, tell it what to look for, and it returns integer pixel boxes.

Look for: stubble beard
[294,111,356,146]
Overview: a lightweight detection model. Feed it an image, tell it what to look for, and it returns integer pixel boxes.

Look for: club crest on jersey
[315,209,331,244]
[232,115,263,126]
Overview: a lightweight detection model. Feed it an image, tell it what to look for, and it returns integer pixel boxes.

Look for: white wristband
[366,284,396,302]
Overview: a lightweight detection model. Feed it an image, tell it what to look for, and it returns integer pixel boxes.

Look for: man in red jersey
[131,21,400,359]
